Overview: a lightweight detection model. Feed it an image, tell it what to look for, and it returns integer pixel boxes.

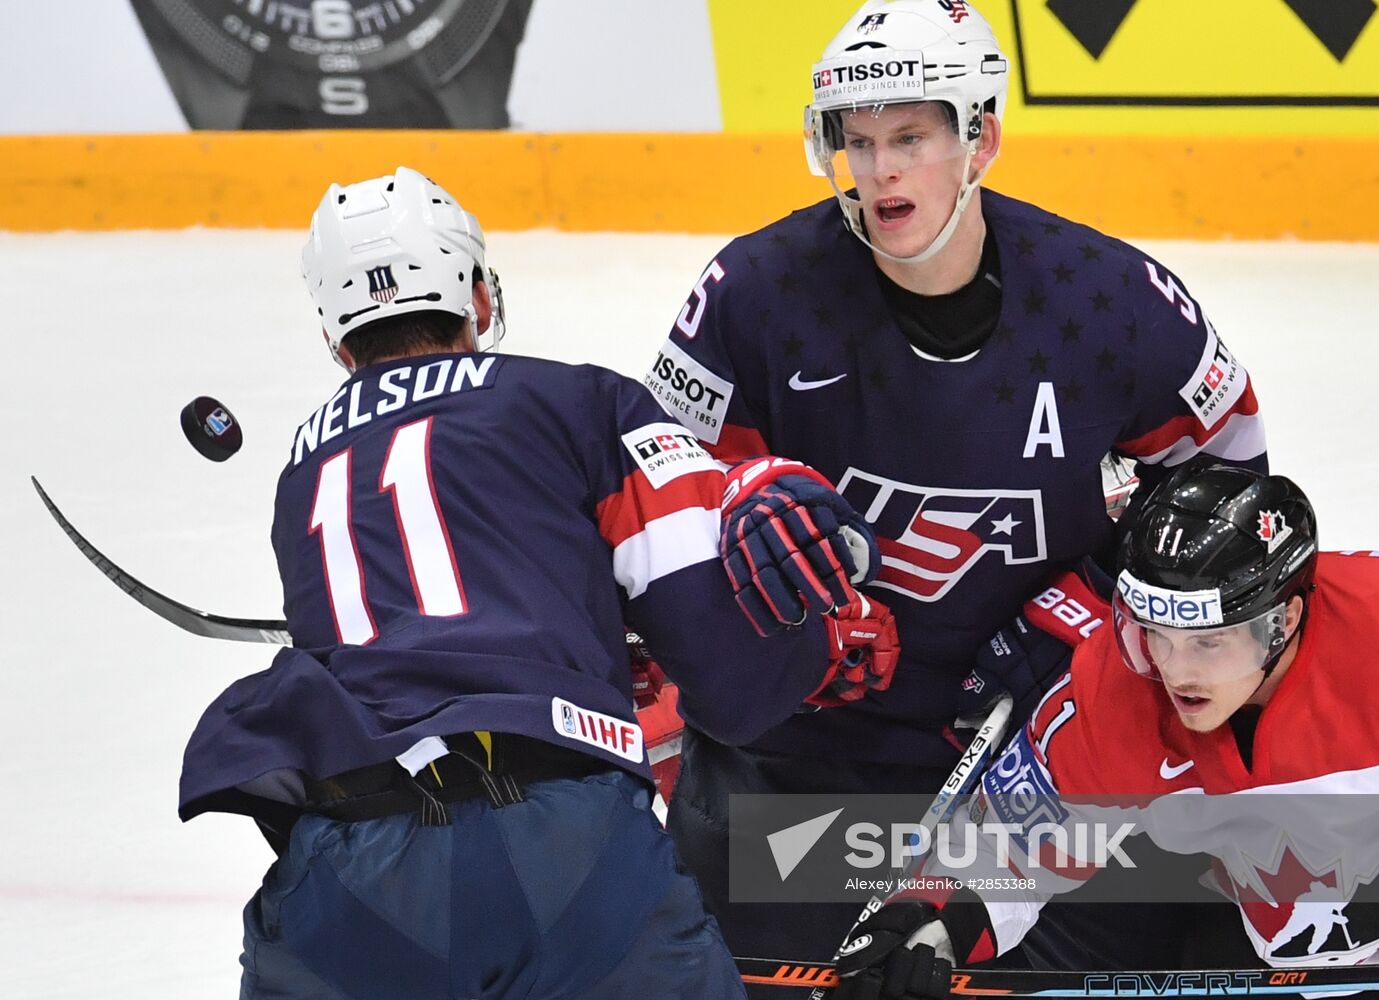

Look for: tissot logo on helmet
[812,59,923,91]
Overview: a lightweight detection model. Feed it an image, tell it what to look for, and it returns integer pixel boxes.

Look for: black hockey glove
[954,558,1111,728]
[720,458,878,636]
[833,900,952,1000]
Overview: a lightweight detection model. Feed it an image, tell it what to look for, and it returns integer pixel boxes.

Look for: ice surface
[1,228,1375,997]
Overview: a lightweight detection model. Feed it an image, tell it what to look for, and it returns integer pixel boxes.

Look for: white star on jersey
[991,513,1022,536]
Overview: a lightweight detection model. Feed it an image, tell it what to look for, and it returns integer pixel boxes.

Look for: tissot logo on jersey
[1181,326,1246,429]
[633,432,696,461]
[837,469,1046,602]
[621,421,717,489]
[643,338,734,444]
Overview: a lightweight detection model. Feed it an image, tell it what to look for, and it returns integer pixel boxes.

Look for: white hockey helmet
[805,0,1010,264]
[302,166,505,370]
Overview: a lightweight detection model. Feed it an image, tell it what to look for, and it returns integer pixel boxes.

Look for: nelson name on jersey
[292,354,500,465]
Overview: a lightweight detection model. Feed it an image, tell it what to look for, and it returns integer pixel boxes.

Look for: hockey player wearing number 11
[174,166,901,1000]
[832,463,1379,999]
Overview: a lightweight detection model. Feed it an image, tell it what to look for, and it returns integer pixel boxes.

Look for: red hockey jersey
[958,553,1379,968]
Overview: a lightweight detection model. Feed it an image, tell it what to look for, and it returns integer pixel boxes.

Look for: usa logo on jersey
[837,469,1047,602]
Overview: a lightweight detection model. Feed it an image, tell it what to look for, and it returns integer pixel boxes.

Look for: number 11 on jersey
[309,416,468,645]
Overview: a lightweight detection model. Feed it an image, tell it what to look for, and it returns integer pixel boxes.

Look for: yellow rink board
[708,0,1379,136]
[1,131,1376,240]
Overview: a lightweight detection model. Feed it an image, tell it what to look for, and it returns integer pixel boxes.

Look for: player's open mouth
[872,197,916,229]
[1167,689,1210,714]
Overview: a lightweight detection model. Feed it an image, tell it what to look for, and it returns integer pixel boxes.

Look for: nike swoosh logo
[789,371,848,391]
[1160,758,1195,779]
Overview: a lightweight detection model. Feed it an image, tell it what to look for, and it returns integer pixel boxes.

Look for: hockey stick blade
[31,476,292,645]
[736,955,1379,996]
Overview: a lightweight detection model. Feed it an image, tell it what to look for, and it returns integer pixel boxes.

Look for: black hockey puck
[180,396,242,462]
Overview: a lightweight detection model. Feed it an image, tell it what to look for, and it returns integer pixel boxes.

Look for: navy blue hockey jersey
[180,353,829,822]
[644,191,1267,767]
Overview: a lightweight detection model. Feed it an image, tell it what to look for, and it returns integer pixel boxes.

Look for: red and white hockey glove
[626,630,666,710]
[720,457,879,636]
[810,593,901,708]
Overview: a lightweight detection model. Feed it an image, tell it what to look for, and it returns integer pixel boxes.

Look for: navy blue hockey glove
[720,458,879,636]
[954,559,1112,731]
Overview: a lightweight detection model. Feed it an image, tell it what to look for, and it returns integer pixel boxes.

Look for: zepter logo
[1115,571,1225,628]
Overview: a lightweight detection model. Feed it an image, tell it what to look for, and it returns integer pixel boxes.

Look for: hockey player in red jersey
[645,0,1267,979]
[832,463,1379,997]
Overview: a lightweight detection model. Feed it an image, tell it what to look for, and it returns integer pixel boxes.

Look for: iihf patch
[551,698,644,763]
[961,671,986,694]
[367,265,398,303]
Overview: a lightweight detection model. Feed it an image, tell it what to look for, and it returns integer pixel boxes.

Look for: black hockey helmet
[1118,462,1318,626]
[1112,462,1318,682]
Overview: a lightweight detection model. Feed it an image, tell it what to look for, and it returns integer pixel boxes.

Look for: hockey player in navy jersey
[177,167,899,1000]
[644,0,1269,982]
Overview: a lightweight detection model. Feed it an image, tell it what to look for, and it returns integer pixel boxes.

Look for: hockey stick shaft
[799,694,1014,999]
[31,476,293,645]
[736,955,1379,996]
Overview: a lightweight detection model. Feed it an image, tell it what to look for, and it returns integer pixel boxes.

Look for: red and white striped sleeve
[594,421,726,599]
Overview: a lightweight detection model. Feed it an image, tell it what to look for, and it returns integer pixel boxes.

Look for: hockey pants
[240,768,744,999]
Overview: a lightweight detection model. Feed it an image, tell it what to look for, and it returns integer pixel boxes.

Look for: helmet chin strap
[828,145,991,265]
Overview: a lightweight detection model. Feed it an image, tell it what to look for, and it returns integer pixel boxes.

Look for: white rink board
[1,229,1377,997]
